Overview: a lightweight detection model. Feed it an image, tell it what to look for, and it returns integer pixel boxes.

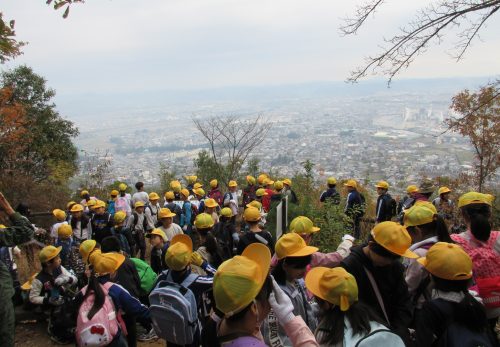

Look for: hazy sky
[3,0,500,95]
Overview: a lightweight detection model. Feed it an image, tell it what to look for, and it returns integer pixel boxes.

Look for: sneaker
[137,328,158,342]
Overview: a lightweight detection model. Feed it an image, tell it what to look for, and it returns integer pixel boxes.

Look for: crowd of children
[0,175,498,347]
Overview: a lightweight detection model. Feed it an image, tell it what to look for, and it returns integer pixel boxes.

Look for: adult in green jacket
[0,192,35,347]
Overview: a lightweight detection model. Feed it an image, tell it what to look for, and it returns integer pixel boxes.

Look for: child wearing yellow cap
[432,186,455,221]
[414,242,495,346]
[90,200,114,244]
[147,228,169,274]
[206,243,318,347]
[130,201,150,260]
[213,207,239,260]
[203,198,220,225]
[54,224,76,271]
[151,234,217,346]
[242,175,257,207]
[110,210,134,257]
[50,208,68,243]
[193,213,224,268]
[305,267,404,346]
[29,245,77,344]
[341,222,418,342]
[163,191,183,225]
[237,207,275,255]
[262,233,319,346]
[403,202,452,309]
[451,192,500,322]
[74,251,151,346]
[207,179,224,207]
[157,207,183,242]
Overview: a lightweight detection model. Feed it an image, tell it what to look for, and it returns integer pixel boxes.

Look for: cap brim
[289,245,319,258]
[403,249,419,259]
[417,257,427,267]
[171,234,193,251]
[242,243,271,286]
[305,267,330,301]
[311,227,320,233]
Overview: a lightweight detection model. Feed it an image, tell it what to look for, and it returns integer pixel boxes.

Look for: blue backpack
[149,270,199,345]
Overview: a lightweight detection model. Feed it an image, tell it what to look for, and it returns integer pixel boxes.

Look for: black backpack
[356,193,366,217]
[383,194,397,218]
[431,299,495,347]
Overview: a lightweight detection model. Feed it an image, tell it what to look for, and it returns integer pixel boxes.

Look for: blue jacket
[180,201,192,227]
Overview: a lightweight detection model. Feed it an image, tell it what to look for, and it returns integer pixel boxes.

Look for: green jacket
[0,213,35,300]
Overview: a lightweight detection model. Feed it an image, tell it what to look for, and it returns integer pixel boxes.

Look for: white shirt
[159,223,183,241]
[50,221,68,239]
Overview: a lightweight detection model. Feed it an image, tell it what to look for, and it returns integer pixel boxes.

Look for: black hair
[406,215,452,243]
[135,182,144,190]
[80,270,105,320]
[327,183,336,188]
[16,203,30,217]
[315,299,384,345]
[197,229,224,268]
[422,192,433,199]
[367,235,401,260]
[100,236,121,253]
[272,255,312,286]
[201,275,273,347]
[461,204,491,242]
[432,275,488,332]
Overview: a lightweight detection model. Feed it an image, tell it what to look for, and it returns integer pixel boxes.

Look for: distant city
[62,78,498,193]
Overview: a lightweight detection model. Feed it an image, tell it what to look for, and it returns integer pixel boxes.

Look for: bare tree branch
[343,0,500,84]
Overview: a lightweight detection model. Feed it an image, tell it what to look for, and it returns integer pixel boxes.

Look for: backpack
[76,282,125,347]
[431,299,495,347]
[114,196,130,215]
[165,202,182,225]
[383,194,397,218]
[111,227,131,256]
[190,203,198,225]
[149,271,199,345]
[130,257,157,294]
[132,212,149,232]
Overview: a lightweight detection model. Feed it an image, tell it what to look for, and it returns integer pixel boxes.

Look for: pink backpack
[115,196,131,216]
[76,282,126,346]
[452,231,500,308]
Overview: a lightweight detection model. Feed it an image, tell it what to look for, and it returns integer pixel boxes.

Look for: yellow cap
[220,207,233,218]
[438,186,451,195]
[257,173,268,185]
[417,242,473,281]
[95,200,106,209]
[80,190,89,197]
[305,267,358,311]
[66,201,76,210]
[265,179,275,186]
[283,178,292,186]
[0,224,6,229]
[274,180,284,191]
[214,243,271,316]
[39,246,62,263]
[86,199,97,208]
[194,182,203,189]
[228,180,237,188]
[134,201,145,208]
[180,188,190,198]
[92,252,125,275]
[149,192,160,201]
[246,200,262,210]
[344,179,357,189]
[21,273,38,291]
[458,191,494,208]
[170,180,181,189]
[210,179,218,188]
[256,188,268,197]
[246,175,256,185]
[114,211,127,224]
[118,183,127,191]
[194,188,206,197]
[165,234,193,271]
[244,207,261,222]
[406,185,419,194]
[158,208,176,219]
[185,175,197,184]
[52,209,66,221]
[70,204,84,212]
[289,216,320,234]
[327,177,337,185]
[57,224,72,238]
[110,189,119,196]
[275,233,318,260]
[404,202,437,227]
[371,222,418,258]
[79,240,98,264]
[148,228,167,242]
[164,191,175,200]
[204,198,219,208]
[194,213,215,229]
[375,181,389,189]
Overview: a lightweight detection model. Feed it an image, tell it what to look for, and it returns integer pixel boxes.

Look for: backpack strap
[412,275,432,305]
[354,329,394,347]
[180,273,199,289]
[363,266,390,326]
